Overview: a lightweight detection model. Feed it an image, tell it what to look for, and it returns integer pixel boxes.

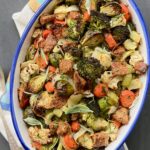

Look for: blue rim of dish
[10,0,150,150]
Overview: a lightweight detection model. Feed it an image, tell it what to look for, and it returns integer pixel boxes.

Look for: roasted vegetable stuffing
[18,0,148,149]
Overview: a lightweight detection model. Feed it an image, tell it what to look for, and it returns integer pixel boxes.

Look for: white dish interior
[11,0,150,149]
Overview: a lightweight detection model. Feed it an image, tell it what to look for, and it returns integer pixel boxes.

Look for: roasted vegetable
[87,114,108,131]
[67,16,86,40]
[85,97,101,116]
[82,46,94,58]
[77,57,102,80]
[112,26,130,43]
[55,80,74,97]
[123,39,138,50]
[98,97,110,112]
[81,30,104,47]
[67,94,83,107]
[23,106,35,119]
[107,91,119,106]
[110,14,126,28]
[89,11,110,31]
[49,53,63,67]
[122,74,132,88]
[100,2,121,16]
[26,45,37,60]
[28,73,47,93]
[78,133,93,149]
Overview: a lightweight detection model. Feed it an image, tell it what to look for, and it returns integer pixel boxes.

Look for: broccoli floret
[89,11,110,31]
[100,2,121,16]
[67,18,86,40]
[77,57,103,80]
[112,26,130,43]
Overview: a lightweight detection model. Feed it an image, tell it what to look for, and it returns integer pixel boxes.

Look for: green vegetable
[25,45,36,60]
[67,94,83,107]
[41,137,58,150]
[57,140,63,150]
[67,17,86,40]
[121,50,134,61]
[110,14,126,28]
[28,73,47,93]
[23,107,35,119]
[53,109,63,118]
[24,117,43,128]
[107,91,119,106]
[130,31,141,43]
[49,53,63,67]
[100,2,121,16]
[86,114,108,131]
[73,125,93,141]
[85,97,101,116]
[89,11,110,31]
[98,97,109,112]
[64,104,93,114]
[81,30,104,47]
[128,78,142,90]
[77,57,102,80]
[78,133,93,149]
[55,80,74,97]
[44,111,54,125]
[113,26,130,43]
[123,39,138,50]
[122,74,132,88]
[82,46,94,58]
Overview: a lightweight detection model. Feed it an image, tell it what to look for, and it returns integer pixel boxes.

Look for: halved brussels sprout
[100,2,121,16]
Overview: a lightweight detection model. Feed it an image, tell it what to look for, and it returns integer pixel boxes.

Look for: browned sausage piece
[134,61,148,75]
[57,121,71,136]
[111,62,129,76]
[59,59,74,74]
[91,131,109,148]
[112,107,129,125]
[113,46,125,57]
[39,14,55,25]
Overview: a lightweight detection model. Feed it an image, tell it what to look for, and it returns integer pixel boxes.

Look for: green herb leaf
[64,104,93,114]
[24,117,43,128]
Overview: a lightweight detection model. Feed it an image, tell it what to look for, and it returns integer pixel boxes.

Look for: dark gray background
[0,0,149,149]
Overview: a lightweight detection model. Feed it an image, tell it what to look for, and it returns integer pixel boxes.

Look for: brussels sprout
[49,53,63,67]
[100,2,121,16]
[87,114,108,131]
[123,39,138,50]
[78,133,93,149]
[81,30,104,47]
[25,45,37,60]
[98,97,109,112]
[67,94,83,107]
[82,46,93,58]
[107,91,119,106]
[29,94,38,108]
[53,109,63,118]
[122,74,132,88]
[23,106,34,119]
[55,80,74,97]
[44,110,54,125]
[28,74,47,93]
[110,14,126,28]
[130,31,141,43]
[128,78,142,90]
